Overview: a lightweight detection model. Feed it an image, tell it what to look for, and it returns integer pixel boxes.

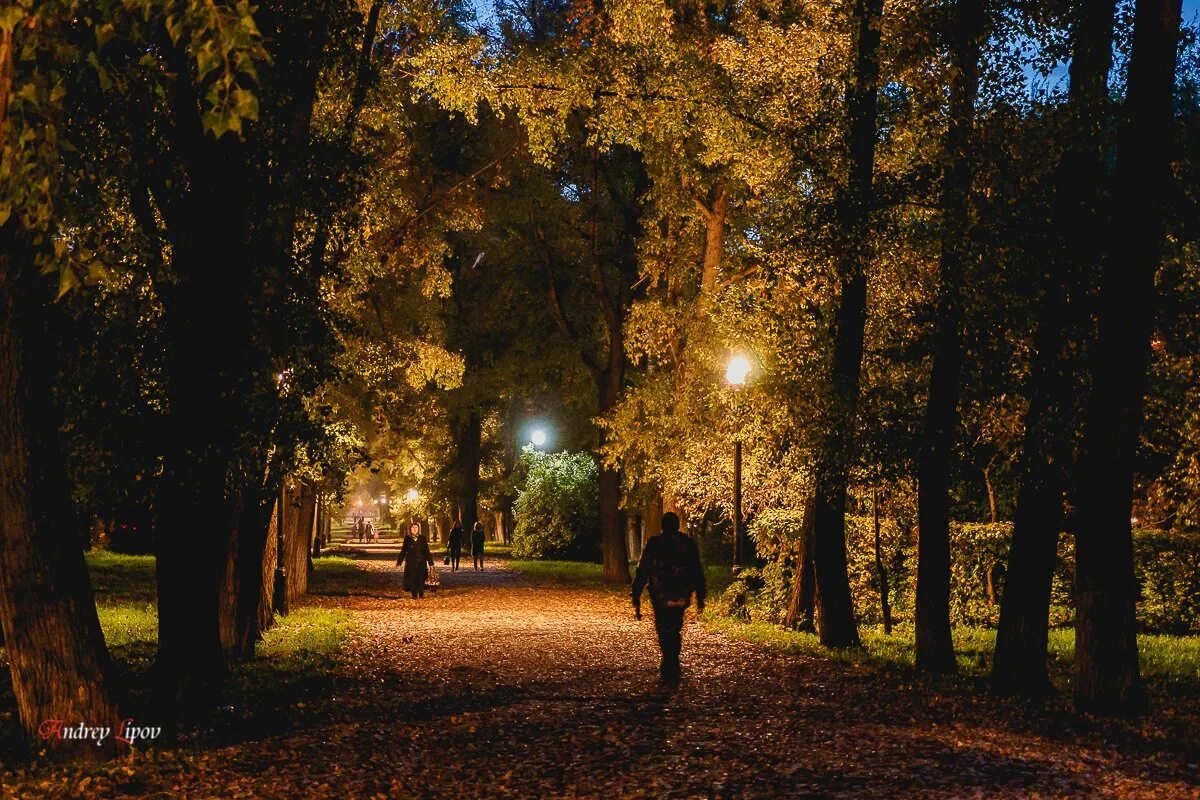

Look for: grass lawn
[79,551,358,658]
[0,552,361,765]
[704,617,1200,688]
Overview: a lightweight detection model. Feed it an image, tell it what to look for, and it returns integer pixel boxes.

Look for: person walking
[448,520,465,571]
[397,522,434,599]
[471,521,486,571]
[631,512,706,686]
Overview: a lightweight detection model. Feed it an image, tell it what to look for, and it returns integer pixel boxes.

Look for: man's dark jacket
[632,532,706,609]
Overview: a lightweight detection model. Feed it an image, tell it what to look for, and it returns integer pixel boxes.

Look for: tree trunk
[284,482,316,604]
[312,497,324,559]
[642,493,663,550]
[992,0,1118,697]
[1073,0,1182,715]
[0,235,122,759]
[914,0,986,675]
[873,489,892,635]
[453,409,483,535]
[783,493,817,632]
[598,363,630,582]
[807,0,886,649]
[982,461,997,523]
[222,481,276,659]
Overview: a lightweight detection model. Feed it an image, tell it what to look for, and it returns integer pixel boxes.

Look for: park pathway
[18,553,1194,799]
[190,552,1195,800]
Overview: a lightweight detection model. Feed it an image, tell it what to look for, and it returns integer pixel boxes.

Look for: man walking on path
[471,521,486,571]
[448,521,465,571]
[632,512,706,685]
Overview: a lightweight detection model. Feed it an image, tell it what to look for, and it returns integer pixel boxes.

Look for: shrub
[727,513,1200,634]
[1134,528,1200,635]
[512,450,599,559]
[845,515,912,626]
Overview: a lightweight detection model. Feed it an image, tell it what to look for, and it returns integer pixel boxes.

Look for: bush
[511,450,599,559]
[1134,528,1200,635]
[845,515,912,627]
[726,512,1200,634]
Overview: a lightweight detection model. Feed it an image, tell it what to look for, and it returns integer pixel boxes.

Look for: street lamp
[726,354,751,573]
[530,429,547,447]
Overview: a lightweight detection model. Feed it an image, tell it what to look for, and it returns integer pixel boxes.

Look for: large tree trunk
[914,0,986,675]
[0,235,122,759]
[452,409,483,534]
[642,493,664,550]
[150,88,261,714]
[286,482,317,603]
[783,493,817,632]
[598,362,630,582]
[807,0,886,649]
[223,481,276,658]
[1073,0,1182,715]
[992,0,1118,696]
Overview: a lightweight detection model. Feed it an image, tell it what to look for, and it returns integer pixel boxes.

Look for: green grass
[705,617,1200,687]
[508,559,616,587]
[255,606,356,666]
[86,551,159,655]
[86,550,157,605]
[78,551,363,664]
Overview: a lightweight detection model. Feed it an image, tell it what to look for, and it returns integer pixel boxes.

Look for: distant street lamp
[727,355,751,573]
[376,495,389,526]
[530,429,547,448]
[404,488,419,526]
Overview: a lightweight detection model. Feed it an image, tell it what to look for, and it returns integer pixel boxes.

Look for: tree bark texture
[0,236,122,759]
[1073,0,1182,715]
[915,0,986,675]
[992,0,1118,696]
[807,0,886,649]
[783,493,817,632]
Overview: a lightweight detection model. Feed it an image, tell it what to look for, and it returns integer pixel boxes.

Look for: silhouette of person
[397,522,434,599]
[471,521,486,571]
[448,521,465,571]
[631,512,706,686]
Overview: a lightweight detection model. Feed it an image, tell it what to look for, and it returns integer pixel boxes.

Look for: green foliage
[1133,529,1200,635]
[731,515,1200,634]
[512,449,600,559]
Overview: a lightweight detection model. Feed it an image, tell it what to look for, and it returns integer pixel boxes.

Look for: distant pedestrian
[365,521,374,543]
[471,521,486,571]
[448,521,465,571]
[631,512,706,686]
[397,522,434,599]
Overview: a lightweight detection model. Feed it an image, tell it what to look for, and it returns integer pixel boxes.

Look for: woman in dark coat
[397,523,434,598]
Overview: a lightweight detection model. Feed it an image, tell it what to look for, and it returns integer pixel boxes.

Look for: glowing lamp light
[405,488,419,503]
[726,355,752,386]
[531,429,548,447]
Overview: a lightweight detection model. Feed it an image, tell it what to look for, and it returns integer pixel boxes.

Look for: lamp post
[726,355,751,573]
[405,488,419,526]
